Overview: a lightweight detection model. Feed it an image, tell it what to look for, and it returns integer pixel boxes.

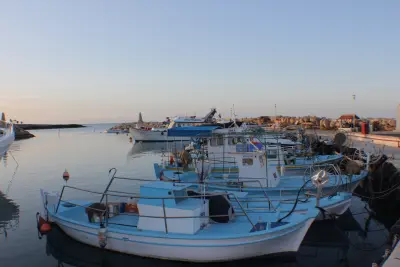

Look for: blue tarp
[167,126,221,137]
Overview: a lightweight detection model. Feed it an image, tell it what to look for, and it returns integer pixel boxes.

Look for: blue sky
[1,0,399,123]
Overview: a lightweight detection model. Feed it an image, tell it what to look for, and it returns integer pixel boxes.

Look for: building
[338,114,360,128]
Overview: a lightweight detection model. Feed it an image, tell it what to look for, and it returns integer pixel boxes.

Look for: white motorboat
[0,114,15,156]
[129,108,218,142]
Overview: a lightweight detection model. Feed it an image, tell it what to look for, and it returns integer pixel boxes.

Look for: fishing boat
[129,108,219,142]
[40,174,322,262]
[0,115,15,156]
[153,127,367,198]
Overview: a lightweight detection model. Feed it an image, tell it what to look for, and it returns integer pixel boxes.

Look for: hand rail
[99,168,117,203]
[54,190,259,228]
[162,199,168,233]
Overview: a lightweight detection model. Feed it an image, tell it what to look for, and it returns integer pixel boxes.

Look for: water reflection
[44,209,386,267]
[0,190,19,236]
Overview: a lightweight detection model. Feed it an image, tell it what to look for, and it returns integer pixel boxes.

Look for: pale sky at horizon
[1,0,399,124]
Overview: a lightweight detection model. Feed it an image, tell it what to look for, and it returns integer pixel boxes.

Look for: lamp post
[352,95,356,130]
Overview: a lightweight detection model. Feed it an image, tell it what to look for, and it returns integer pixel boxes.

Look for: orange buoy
[40,223,52,233]
[63,169,70,182]
[38,215,46,227]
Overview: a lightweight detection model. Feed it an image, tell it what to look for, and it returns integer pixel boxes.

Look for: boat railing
[55,184,260,231]
[99,169,277,211]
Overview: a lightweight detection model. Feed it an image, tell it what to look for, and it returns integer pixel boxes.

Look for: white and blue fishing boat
[154,127,366,196]
[40,173,322,262]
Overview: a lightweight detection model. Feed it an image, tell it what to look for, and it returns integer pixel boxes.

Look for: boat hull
[130,128,191,142]
[315,195,352,219]
[50,213,314,262]
[0,126,15,156]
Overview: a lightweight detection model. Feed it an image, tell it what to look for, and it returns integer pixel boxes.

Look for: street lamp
[352,94,356,130]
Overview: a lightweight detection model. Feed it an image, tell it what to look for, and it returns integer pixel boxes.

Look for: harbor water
[0,125,399,267]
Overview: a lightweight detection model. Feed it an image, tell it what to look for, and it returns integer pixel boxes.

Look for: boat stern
[40,189,60,221]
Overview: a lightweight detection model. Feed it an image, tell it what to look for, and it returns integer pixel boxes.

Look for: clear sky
[1,0,399,123]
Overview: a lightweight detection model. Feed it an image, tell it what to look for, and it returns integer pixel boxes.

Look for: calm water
[0,125,399,267]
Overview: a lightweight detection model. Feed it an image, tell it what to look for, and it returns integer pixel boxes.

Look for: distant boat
[104,129,129,134]
[129,108,218,142]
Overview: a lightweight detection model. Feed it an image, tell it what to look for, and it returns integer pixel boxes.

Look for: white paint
[137,200,209,234]
[0,123,15,155]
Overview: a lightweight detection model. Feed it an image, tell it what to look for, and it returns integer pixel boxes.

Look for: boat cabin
[206,134,282,188]
[137,181,210,234]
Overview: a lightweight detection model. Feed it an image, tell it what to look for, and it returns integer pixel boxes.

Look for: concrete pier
[348,132,400,148]
[397,104,400,132]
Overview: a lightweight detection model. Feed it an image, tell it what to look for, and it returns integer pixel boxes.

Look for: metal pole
[105,194,109,227]
[55,186,66,214]
[162,199,168,234]
[100,168,117,203]
[352,94,356,130]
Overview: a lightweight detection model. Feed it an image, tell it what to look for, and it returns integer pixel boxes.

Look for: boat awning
[167,126,221,137]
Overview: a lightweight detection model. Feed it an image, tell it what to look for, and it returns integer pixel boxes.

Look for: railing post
[100,168,117,203]
[162,199,168,234]
[55,186,66,214]
[229,193,255,229]
[105,194,109,227]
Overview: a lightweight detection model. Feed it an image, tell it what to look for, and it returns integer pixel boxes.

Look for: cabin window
[242,158,253,166]
[267,150,277,159]
[210,137,224,146]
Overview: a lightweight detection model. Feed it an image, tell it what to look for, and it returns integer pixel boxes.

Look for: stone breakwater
[13,124,85,140]
[242,116,396,131]
[14,126,35,140]
[17,124,85,130]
